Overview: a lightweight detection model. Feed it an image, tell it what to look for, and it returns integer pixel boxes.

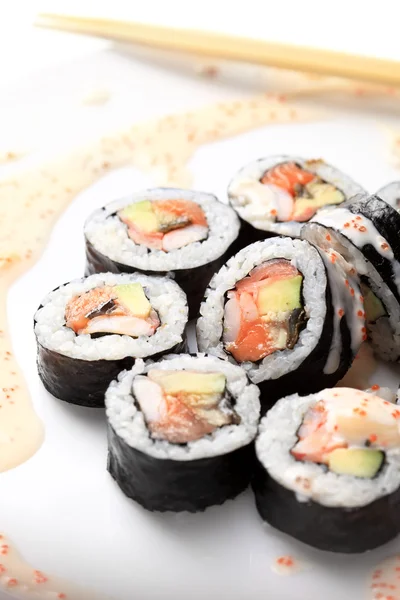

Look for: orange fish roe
[381,242,390,251]
[326,234,331,241]
[270,209,277,216]
[338,308,344,317]
[357,310,364,317]
[356,216,362,221]
[276,555,294,567]
[33,570,48,584]
[350,288,355,296]
[371,384,380,391]
[344,279,349,287]
[7,579,17,587]
[359,226,367,232]
[344,222,350,228]
[369,434,378,443]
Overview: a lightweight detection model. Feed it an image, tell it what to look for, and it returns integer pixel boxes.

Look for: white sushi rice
[85,188,240,271]
[197,237,327,384]
[256,391,400,508]
[34,273,188,361]
[228,155,365,237]
[105,354,261,460]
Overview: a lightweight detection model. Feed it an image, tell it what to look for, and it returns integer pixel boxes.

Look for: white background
[2,3,400,599]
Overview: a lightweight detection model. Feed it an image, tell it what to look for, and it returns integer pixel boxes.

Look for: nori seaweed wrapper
[86,238,231,319]
[35,338,186,408]
[252,457,400,553]
[307,193,400,303]
[107,423,255,512]
[344,194,400,302]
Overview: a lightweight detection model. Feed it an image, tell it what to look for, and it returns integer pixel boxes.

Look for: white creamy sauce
[312,207,394,261]
[320,249,364,374]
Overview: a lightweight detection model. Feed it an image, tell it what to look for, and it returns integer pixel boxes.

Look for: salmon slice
[291,402,346,463]
[154,199,208,227]
[224,259,303,363]
[148,394,216,444]
[121,198,208,251]
[235,259,299,294]
[65,285,159,336]
[261,162,315,197]
[65,286,117,333]
[126,226,164,250]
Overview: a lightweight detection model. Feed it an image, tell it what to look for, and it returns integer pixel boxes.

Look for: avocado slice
[257,275,302,316]
[119,201,159,233]
[115,283,151,318]
[328,448,384,478]
[148,370,226,395]
[360,283,386,323]
[291,181,344,220]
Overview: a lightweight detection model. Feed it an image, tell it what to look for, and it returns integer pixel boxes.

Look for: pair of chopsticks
[36,12,400,88]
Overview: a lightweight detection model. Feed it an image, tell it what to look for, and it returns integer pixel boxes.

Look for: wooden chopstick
[36,12,400,87]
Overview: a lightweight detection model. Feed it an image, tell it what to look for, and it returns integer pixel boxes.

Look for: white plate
[2,46,400,600]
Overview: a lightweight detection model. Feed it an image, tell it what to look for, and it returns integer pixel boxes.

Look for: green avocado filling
[327,448,384,478]
[360,282,387,323]
[114,283,152,318]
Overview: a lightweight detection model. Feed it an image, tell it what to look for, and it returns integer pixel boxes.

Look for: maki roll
[376,181,400,211]
[84,188,240,317]
[253,387,400,553]
[228,156,364,241]
[302,193,400,361]
[105,353,260,512]
[34,273,188,407]
[196,237,358,411]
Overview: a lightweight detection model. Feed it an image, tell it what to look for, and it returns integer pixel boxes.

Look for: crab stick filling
[260,162,345,223]
[118,199,208,251]
[65,283,160,337]
[223,259,307,363]
[291,388,400,478]
[133,370,240,443]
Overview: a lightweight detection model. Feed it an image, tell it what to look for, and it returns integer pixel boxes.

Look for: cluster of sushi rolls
[376,181,400,211]
[34,273,188,407]
[227,155,365,242]
[196,236,361,412]
[105,353,261,512]
[253,386,400,553]
[84,187,240,317]
[302,193,400,361]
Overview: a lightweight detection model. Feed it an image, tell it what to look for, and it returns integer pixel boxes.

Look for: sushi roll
[84,188,240,317]
[196,237,359,411]
[34,273,188,407]
[227,156,364,241]
[302,193,400,361]
[253,387,400,553]
[105,353,261,512]
[376,181,400,211]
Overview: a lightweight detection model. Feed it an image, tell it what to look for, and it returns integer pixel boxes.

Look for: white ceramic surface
[2,46,400,600]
